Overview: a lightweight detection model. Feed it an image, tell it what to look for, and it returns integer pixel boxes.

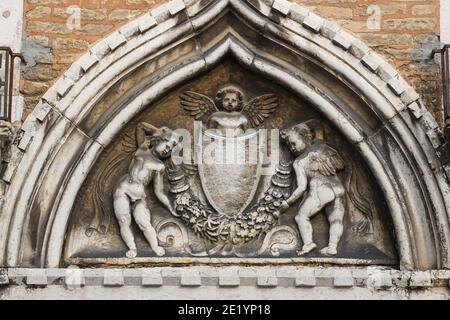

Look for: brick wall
[21,0,442,123]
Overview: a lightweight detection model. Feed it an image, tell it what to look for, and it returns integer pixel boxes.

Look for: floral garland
[166,159,293,245]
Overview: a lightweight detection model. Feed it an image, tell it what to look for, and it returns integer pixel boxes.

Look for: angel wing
[180,91,218,121]
[121,132,138,153]
[308,146,345,176]
[242,94,278,127]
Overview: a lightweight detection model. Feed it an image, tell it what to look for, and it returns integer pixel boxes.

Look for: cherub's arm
[207,115,217,129]
[153,169,177,216]
[136,122,158,147]
[286,161,308,206]
[241,115,250,132]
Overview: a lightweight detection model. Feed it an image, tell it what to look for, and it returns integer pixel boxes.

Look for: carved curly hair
[280,123,314,145]
[215,85,245,111]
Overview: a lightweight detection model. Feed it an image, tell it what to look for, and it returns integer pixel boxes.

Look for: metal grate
[442,45,450,130]
[0,47,23,122]
[433,45,450,173]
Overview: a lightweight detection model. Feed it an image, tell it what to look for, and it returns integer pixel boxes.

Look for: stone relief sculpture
[279,121,346,256]
[0,120,13,139]
[86,85,376,259]
[0,120,13,165]
[111,123,179,258]
[180,85,278,135]
[180,85,279,217]
[166,159,293,247]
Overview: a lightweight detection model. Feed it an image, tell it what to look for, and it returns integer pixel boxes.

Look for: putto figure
[113,122,178,258]
[279,120,346,256]
[180,85,278,136]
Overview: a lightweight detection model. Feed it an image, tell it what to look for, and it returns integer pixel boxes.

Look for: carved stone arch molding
[1,0,449,271]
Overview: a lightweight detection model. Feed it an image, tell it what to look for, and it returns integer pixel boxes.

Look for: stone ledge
[4,267,450,290]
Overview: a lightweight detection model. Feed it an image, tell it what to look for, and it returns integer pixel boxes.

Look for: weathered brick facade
[21,0,442,122]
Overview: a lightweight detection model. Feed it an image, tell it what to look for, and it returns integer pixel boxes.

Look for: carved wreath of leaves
[173,185,287,245]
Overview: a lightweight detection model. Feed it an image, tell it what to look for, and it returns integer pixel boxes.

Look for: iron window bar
[432,45,450,175]
[0,47,24,122]
[442,45,450,131]
[432,45,450,132]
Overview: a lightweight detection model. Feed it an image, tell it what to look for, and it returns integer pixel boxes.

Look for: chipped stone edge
[3,267,450,290]
[1,0,447,270]
[1,0,448,271]
[0,268,8,285]
[272,0,441,161]
[0,0,195,193]
[8,0,441,173]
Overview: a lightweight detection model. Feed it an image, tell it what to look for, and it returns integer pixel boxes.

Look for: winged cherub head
[215,85,245,112]
[280,120,320,156]
[180,87,278,129]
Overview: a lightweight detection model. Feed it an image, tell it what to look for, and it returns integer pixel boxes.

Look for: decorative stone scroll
[0,120,14,169]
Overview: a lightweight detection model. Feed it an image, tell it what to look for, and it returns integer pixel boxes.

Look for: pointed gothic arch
[1,0,449,270]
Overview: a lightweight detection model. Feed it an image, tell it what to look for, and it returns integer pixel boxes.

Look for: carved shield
[197,130,263,216]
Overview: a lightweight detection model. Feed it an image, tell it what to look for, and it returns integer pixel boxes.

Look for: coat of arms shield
[196,130,264,216]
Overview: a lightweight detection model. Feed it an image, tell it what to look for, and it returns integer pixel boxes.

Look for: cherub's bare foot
[153,246,166,256]
[126,249,137,258]
[297,243,317,256]
[320,246,337,256]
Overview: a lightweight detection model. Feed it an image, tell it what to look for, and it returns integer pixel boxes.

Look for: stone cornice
[1,267,449,290]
